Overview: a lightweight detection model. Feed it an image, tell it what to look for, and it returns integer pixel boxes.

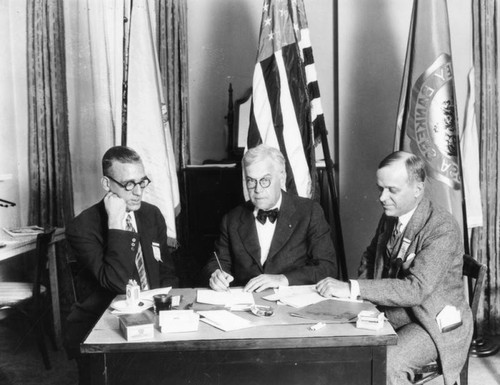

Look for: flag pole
[327,0,347,281]
[121,0,134,146]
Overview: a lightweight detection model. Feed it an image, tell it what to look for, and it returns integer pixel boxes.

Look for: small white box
[159,310,200,333]
[119,311,155,341]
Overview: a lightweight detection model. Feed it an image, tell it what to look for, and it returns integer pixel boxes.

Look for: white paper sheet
[196,288,254,306]
[198,310,253,331]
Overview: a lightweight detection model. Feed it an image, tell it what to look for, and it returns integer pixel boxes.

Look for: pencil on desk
[213,251,230,292]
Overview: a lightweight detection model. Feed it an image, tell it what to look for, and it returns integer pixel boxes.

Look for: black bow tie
[256,208,279,224]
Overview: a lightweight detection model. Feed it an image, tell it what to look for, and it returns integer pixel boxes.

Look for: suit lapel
[374,198,431,278]
[404,198,430,243]
[399,198,430,255]
[237,203,263,271]
[267,192,295,261]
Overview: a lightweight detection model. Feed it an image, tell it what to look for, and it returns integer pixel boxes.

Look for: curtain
[156,0,190,169]
[27,0,75,322]
[64,0,123,215]
[27,0,74,228]
[471,0,500,335]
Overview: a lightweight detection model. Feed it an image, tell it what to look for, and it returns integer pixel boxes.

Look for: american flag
[247,0,326,198]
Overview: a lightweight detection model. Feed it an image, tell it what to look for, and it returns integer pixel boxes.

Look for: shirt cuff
[349,279,360,300]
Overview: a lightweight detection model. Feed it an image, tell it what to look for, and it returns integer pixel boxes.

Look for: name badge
[152,242,162,262]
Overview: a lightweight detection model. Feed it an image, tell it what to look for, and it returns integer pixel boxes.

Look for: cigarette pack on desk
[356,310,385,331]
[119,311,155,341]
[159,310,200,333]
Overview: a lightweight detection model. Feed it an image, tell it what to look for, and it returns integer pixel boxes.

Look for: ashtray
[250,305,274,317]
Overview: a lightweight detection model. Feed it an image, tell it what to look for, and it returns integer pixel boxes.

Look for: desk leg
[372,346,387,385]
[48,243,62,349]
[89,354,107,385]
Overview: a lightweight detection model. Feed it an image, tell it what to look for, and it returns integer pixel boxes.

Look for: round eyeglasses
[106,175,151,191]
[246,176,272,190]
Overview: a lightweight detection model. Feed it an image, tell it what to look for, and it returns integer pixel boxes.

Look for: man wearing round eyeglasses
[65,146,178,385]
[203,144,337,293]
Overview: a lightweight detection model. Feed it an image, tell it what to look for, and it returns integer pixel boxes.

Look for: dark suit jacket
[203,191,337,286]
[357,197,473,385]
[64,200,178,357]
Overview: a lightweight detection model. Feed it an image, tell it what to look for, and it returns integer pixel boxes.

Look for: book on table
[3,226,44,238]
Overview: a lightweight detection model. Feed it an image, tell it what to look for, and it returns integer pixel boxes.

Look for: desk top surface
[82,288,397,354]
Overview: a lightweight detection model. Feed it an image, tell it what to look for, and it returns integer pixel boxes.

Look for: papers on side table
[3,226,44,238]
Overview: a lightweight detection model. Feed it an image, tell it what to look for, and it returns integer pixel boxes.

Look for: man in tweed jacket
[317,151,472,385]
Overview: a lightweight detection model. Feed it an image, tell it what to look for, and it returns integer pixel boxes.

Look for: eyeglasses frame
[106,175,151,191]
[246,176,272,190]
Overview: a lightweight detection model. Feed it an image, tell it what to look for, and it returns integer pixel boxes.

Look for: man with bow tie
[203,144,337,292]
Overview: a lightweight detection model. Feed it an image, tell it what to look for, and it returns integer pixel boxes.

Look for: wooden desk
[0,228,65,349]
[82,288,397,385]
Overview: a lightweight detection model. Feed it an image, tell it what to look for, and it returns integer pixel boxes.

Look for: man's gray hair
[378,151,426,183]
[242,144,286,174]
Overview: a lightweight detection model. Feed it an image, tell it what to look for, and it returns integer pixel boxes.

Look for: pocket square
[402,253,416,270]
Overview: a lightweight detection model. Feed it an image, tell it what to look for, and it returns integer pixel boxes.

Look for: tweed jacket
[203,190,337,286]
[64,199,178,357]
[358,197,473,385]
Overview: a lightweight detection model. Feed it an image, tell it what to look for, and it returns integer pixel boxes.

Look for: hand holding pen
[209,251,234,292]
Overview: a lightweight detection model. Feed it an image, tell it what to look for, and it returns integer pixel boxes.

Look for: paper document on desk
[293,300,378,324]
[196,288,254,306]
[263,285,326,308]
[140,287,172,301]
[263,285,363,308]
[198,310,253,331]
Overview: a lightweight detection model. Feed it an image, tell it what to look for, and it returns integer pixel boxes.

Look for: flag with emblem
[394,0,466,235]
[126,0,180,245]
[247,0,327,198]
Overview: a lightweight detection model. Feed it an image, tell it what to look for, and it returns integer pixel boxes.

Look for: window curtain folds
[27,0,74,228]
[471,0,500,335]
[155,0,190,169]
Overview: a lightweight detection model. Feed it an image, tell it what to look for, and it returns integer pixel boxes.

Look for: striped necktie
[126,214,149,290]
[386,221,402,278]
[387,221,402,252]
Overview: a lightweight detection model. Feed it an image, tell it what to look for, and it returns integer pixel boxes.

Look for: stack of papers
[196,288,254,307]
[198,310,253,332]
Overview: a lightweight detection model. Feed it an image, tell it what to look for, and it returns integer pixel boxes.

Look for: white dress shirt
[253,195,282,266]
